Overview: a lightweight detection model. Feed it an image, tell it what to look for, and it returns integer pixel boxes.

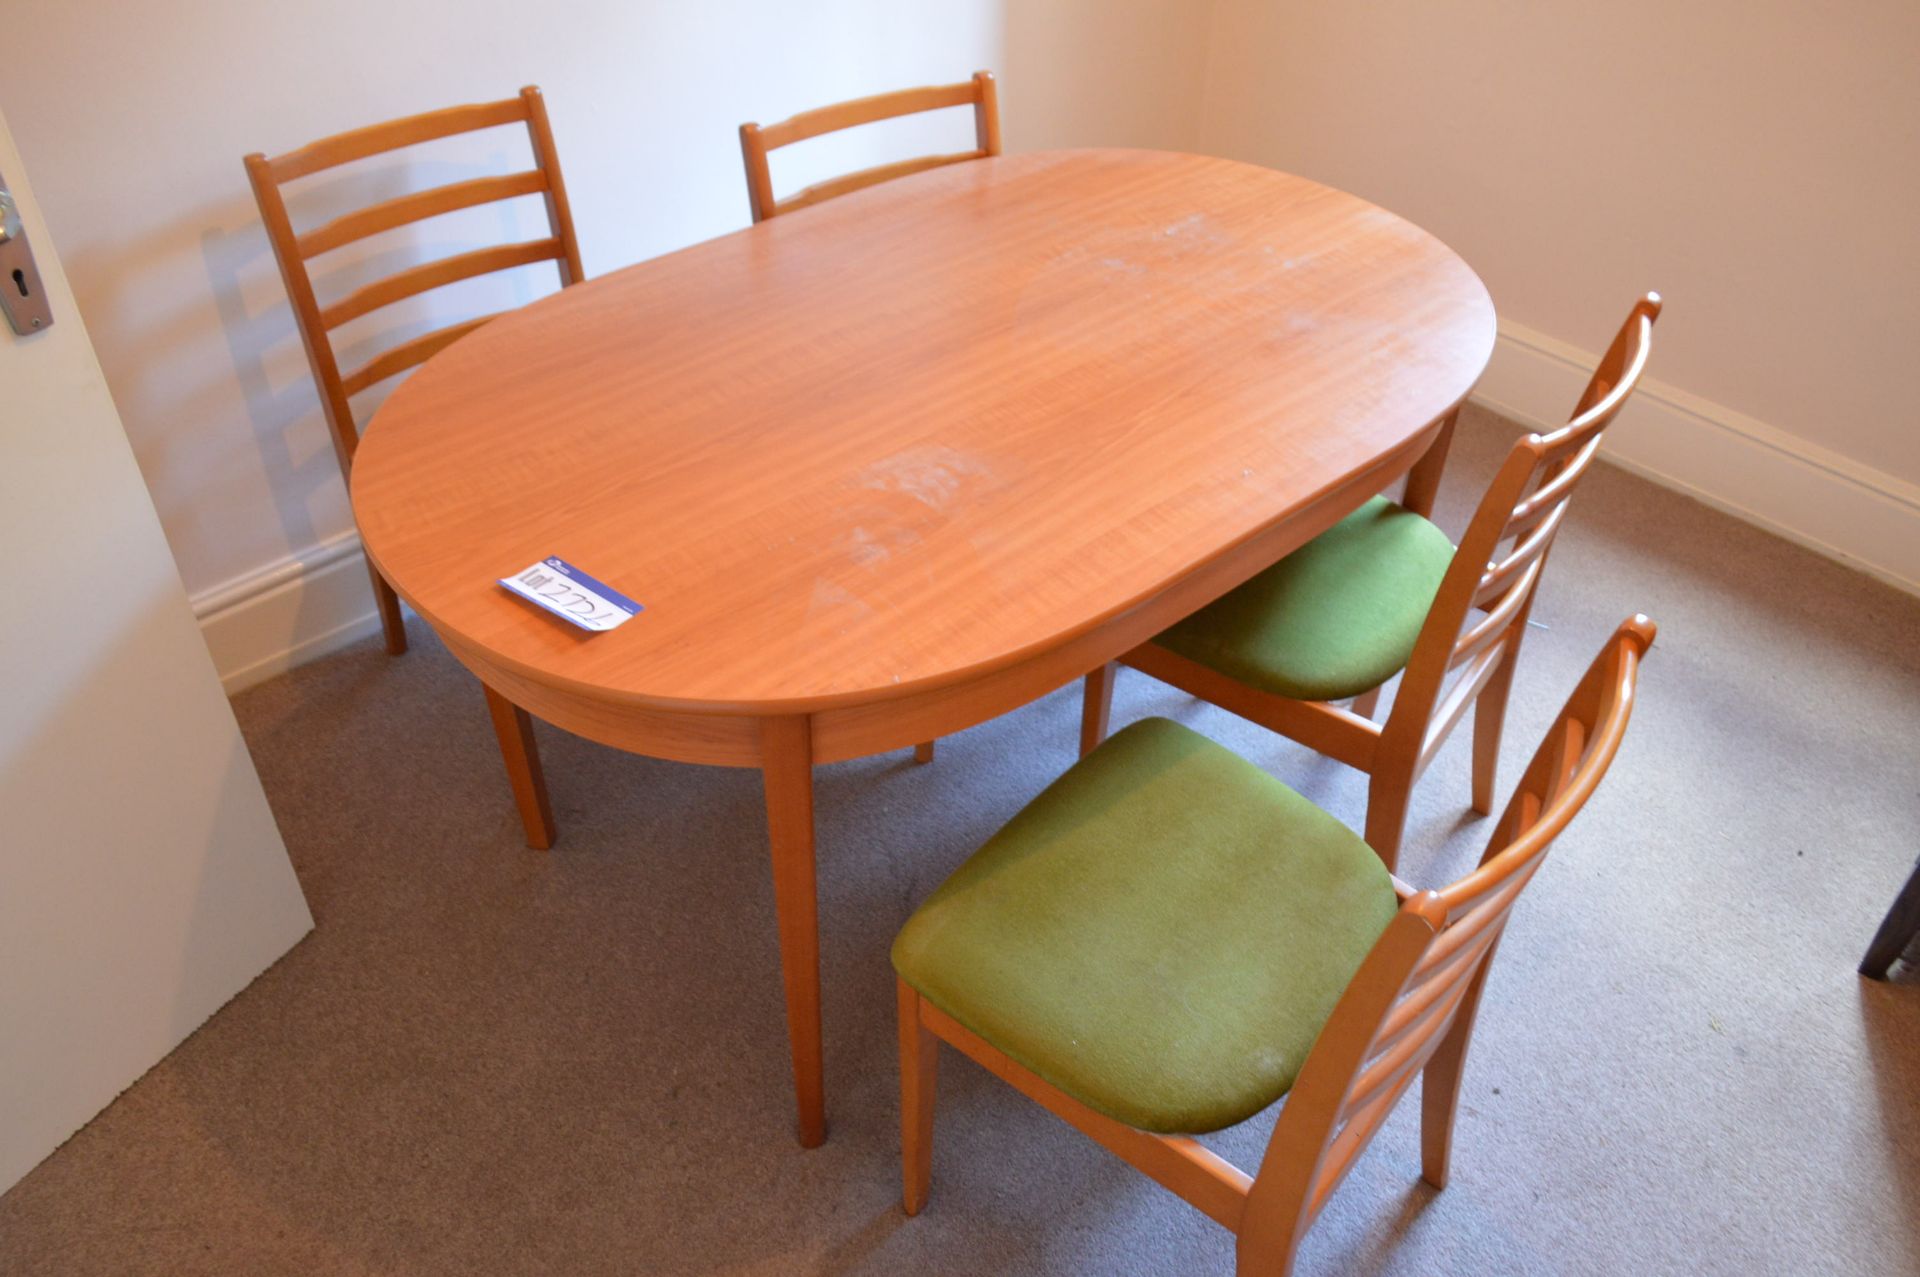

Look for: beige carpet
[3,405,1916,1275]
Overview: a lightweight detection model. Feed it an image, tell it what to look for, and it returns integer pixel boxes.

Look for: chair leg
[1351,686,1382,720]
[1420,965,1491,1189]
[1362,780,1412,875]
[1081,662,1118,757]
[914,741,936,765]
[1860,856,1920,980]
[898,977,939,1215]
[369,563,408,655]
[1471,644,1521,817]
[484,685,555,850]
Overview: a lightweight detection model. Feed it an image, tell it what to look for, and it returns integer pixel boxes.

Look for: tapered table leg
[761,714,826,1147]
[1401,406,1460,519]
[484,684,555,850]
[1860,856,1920,980]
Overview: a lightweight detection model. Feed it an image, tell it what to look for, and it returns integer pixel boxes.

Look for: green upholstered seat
[891,718,1399,1135]
[1156,496,1456,702]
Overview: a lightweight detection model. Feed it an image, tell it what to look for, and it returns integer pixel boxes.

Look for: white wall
[1197,0,1920,591]
[0,107,313,1194]
[0,0,1208,688]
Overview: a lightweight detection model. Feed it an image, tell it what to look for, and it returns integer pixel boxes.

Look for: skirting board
[192,330,1920,695]
[193,532,383,694]
[1474,320,1920,599]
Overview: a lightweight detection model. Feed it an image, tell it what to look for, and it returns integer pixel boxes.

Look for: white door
[0,108,312,1193]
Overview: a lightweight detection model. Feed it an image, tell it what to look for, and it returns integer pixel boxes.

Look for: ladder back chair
[893,616,1655,1276]
[244,86,584,850]
[738,70,1001,224]
[1084,293,1662,872]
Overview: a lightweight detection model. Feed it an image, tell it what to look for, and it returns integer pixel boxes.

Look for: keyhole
[10,269,25,297]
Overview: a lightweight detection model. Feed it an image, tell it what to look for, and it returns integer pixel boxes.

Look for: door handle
[0,170,55,334]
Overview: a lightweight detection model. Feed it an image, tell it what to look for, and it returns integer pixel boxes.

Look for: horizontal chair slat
[299,170,549,259]
[918,997,1253,1230]
[1475,507,1563,608]
[778,150,985,216]
[339,313,498,397]
[1420,643,1507,775]
[757,81,980,150]
[268,96,529,183]
[1308,1062,1422,1218]
[1450,556,1541,670]
[320,237,560,330]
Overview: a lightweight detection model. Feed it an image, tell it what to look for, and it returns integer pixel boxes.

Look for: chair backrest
[738,70,1001,224]
[1239,615,1655,1260]
[244,86,585,474]
[1376,294,1661,786]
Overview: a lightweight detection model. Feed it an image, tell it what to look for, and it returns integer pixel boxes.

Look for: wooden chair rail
[1122,641,1384,771]
[1417,642,1508,775]
[915,992,1254,1230]
[319,237,562,330]
[339,313,498,397]
[264,95,530,183]
[298,170,550,259]
[1347,978,1471,1113]
[1474,508,1562,606]
[1428,867,1536,966]
[1310,1060,1423,1214]
[1449,567,1537,668]
[1509,444,1592,527]
[1374,938,1483,1045]
[756,80,982,150]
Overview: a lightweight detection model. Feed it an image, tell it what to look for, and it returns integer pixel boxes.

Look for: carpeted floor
[3,405,1917,1276]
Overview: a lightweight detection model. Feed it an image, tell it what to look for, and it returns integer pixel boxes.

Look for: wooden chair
[738,70,1001,224]
[893,616,1655,1276]
[245,87,583,849]
[1083,294,1662,872]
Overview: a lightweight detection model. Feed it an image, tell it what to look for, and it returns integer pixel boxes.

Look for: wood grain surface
[352,149,1494,720]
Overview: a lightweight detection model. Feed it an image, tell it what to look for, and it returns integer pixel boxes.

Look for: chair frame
[901,616,1656,1276]
[245,86,585,849]
[738,70,1001,224]
[1083,294,1662,872]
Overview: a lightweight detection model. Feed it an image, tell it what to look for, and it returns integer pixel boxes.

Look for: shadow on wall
[64,143,558,596]
[205,152,556,558]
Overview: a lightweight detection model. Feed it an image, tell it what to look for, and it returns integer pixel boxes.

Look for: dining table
[350,147,1496,1148]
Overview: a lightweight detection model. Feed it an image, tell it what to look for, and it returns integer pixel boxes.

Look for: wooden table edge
[380,406,1462,768]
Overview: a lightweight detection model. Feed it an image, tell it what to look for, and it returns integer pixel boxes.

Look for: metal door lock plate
[0,170,55,334]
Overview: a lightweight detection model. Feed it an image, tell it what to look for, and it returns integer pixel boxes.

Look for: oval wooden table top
[353,148,1495,720]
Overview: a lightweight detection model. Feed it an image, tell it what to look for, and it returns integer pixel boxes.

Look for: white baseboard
[192,533,384,694]
[1474,320,1920,598]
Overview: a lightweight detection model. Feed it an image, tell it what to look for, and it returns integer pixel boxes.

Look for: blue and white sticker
[499,557,643,632]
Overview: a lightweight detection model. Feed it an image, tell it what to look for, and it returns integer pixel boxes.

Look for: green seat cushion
[1157,496,1455,702]
[891,718,1399,1135]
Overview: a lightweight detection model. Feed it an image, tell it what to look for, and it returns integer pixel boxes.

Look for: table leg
[484,684,555,850]
[761,714,826,1147]
[1859,856,1920,980]
[1401,407,1460,519]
